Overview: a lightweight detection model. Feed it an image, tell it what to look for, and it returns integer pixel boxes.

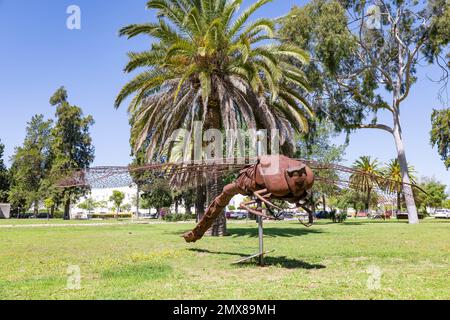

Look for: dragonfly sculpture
[57,155,419,243]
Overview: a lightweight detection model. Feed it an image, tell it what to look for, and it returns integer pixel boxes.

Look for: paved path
[0,221,171,229]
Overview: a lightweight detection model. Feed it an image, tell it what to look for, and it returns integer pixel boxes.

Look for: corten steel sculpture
[182,155,315,243]
[57,156,421,243]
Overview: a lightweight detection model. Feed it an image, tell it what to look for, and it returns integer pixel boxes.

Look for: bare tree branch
[353,123,394,134]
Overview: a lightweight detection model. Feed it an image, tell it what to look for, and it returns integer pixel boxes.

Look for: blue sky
[0,0,449,187]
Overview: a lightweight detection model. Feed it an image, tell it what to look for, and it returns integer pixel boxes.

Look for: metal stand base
[234,203,273,266]
[233,250,275,265]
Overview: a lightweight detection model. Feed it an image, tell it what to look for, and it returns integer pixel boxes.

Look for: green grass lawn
[0,219,132,225]
[0,218,448,300]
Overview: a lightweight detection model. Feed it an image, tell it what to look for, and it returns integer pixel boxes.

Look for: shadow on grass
[228,226,324,238]
[171,224,324,239]
[189,248,326,270]
[312,219,413,226]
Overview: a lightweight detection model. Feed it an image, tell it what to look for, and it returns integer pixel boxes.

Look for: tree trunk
[322,194,326,212]
[309,198,315,225]
[50,204,55,220]
[195,184,206,222]
[205,174,228,237]
[185,197,192,215]
[63,199,71,220]
[366,187,371,212]
[397,191,401,213]
[202,96,227,236]
[34,201,39,219]
[392,116,419,224]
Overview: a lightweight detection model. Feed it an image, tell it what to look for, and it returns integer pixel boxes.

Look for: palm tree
[116,0,313,236]
[350,156,382,212]
[383,159,416,213]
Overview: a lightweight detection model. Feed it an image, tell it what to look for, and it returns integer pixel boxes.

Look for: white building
[0,204,11,219]
[227,194,245,210]
[72,185,138,219]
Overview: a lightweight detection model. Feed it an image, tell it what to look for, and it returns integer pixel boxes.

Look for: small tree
[121,203,132,213]
[49,87,95,220]
[382,159,416,212]
[443,199,450,209]
[43,198,55,220]
[350,156,382,212]
[109,191,125,219]
[142,179,173,218]
[430,108,450,169]
[335,188,378,215]
[78,197,101,214]
[295,120,347,212]
[0,140,9,203]
[9,115,53,217]
[415,178,448,212]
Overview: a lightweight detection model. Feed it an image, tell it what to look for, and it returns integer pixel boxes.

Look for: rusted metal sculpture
[182,155,315,243]
[57,156,422,245]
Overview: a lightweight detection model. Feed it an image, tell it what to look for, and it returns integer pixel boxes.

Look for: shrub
[91,213,132,219]
[53,211,64,219]
[330,210,347,223]
[162,213,193,222]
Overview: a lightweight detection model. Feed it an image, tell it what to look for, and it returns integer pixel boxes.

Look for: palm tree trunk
[322,194,326,212]
[366,187,371,212]
[204,174,227,236]
[195,183,206,222]
[202,98,227,236]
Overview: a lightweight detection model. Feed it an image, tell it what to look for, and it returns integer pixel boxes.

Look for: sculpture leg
[183,183,243,243]
[239,191,276,220]
[296,197,315,227]
[253,189,282,211]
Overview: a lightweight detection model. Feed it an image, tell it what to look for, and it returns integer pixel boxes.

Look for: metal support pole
[234,130,270,266]
[257,215,264,266]
[256,130,265,266]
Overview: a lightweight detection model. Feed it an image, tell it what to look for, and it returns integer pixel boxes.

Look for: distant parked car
[356,211,368,218]
[278,211,294,220]
[28,212,54,219]
[431,209,450,219]
[396,213,425,220]
[315,211,330,219]
[149,212,159,219]
[228,211,248,220]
